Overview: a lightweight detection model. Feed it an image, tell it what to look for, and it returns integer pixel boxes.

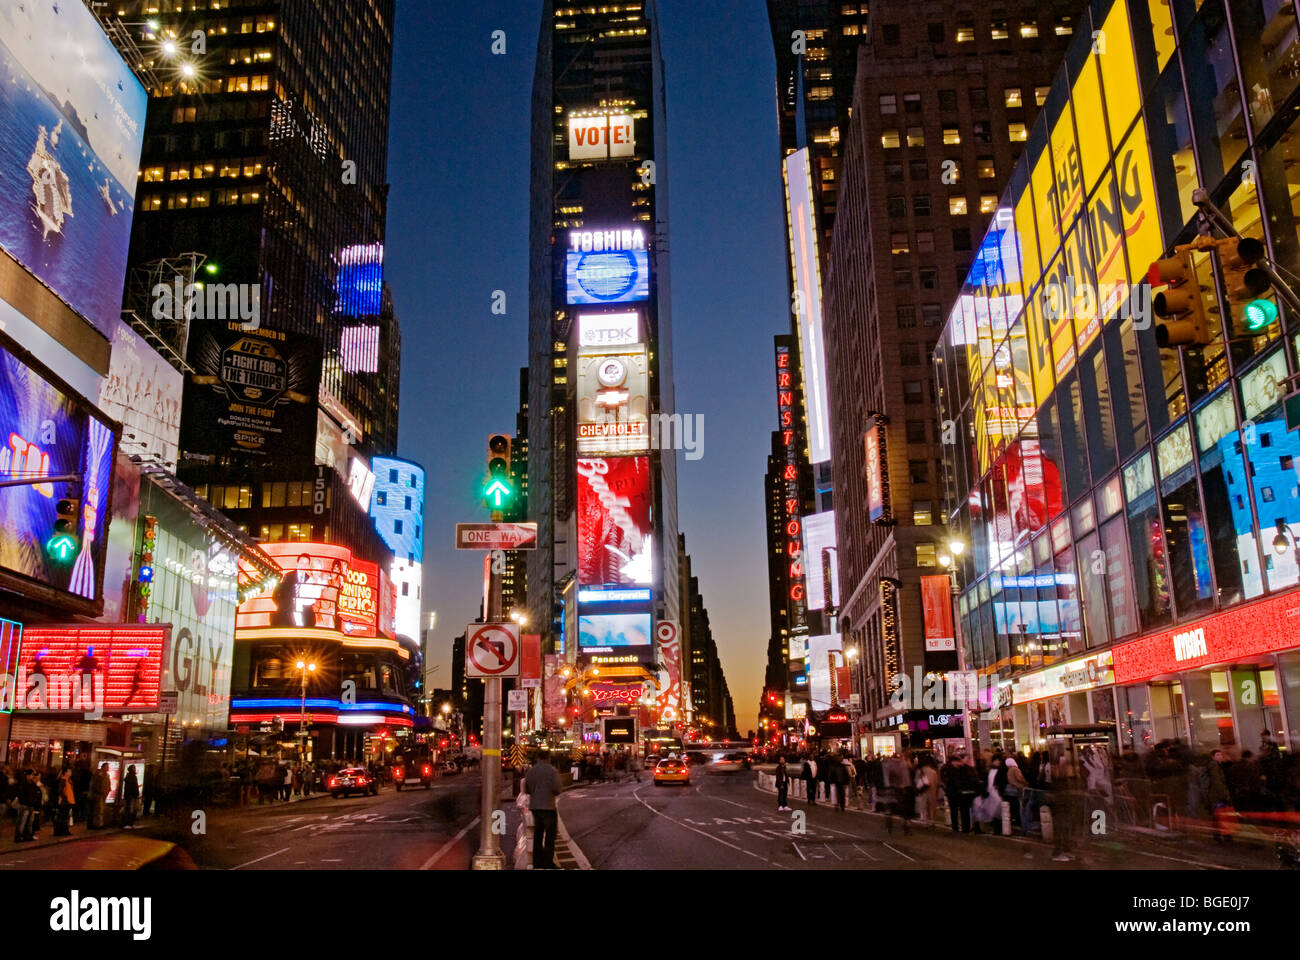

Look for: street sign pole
[472,513,508,871]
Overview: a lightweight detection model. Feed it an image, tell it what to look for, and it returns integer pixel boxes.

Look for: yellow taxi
[653,757,690,787]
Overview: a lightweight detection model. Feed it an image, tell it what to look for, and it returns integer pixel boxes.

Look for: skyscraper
[526,2,678,706]
[824,2,1077,753]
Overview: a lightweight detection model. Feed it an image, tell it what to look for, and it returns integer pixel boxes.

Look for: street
[556,766,1278,871]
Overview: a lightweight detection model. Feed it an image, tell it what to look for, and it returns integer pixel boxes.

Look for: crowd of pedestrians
[0,760,155,842]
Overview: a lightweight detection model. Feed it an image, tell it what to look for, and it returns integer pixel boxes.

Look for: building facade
[934,0,1300,757]
[824,0,1078,753]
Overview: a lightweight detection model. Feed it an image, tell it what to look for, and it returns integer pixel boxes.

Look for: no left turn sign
[466,623,521,677]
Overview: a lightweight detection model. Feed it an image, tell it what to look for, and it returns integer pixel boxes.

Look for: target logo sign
[466,623,520,677]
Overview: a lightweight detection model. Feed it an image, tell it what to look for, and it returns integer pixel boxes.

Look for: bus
[642,729,685,767]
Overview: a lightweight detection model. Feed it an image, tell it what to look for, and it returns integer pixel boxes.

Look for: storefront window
[1195,390,1265,603]
[1123,452,1174,631]
[1184,670,1236,751]
[1150,682,1188,743]
[1254,109,1300,277]
[1232,0,1300,139]
[1119,684,1154,752]
[1057,373,1091,501]
[1156,423,1216,619]
[1181,0,1250,184]
[1091,687,1117,728]
[1231,667,1287,754]
[1053,518,1085,655]
[1077,529,1110,649]
[1080,343,1118,481]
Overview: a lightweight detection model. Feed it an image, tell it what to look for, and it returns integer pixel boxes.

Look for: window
[956,21,974,42]
[879,94,897,114]
[916,543,938,567]
[395,519,404,535]
[906,127,925,147]
[1034,85,1051,106]
[891,232,911,254]
[972,121,992,143]
[897,304,917,328]
[375,491,387,506]
[881,129,901,149]
[1004,87,1023,108]
[927,23,945,43]
[977,157,996,179]
[1055,16,1073,35]
[894,268,913,287]
[899,342,921,365]
[903,93,922,114]
[909,159,928,181]
[912,194,931,216]
[885,162,904,182]
[952,227,972,250]
[390,469,399,483]
[904,382,925,404]
[919,267,938,289]
[921,304,943,326]
[969,88,988,109]
[841,24,860,36]
[1008,122,1028,142]
[938,89,957,111]
[906,420,928,443]
[949,196,969,219]
[990,19,1009,40]
[882,23,900,44]
[914,501,934,525]
[979,193,999,213]
[1020,21,1039,38]
[943,126,961,145]
[405,496,413,510]
[887,195,907,217]
[916,230,935,253]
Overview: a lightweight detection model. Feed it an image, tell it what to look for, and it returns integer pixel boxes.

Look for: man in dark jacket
[524,751,563,868]
[121,765,140,829]
[951,755,982,834]
[775,758,790,811]
[832,756,849,811]
[14,770,41,841]
[801,756,817,805]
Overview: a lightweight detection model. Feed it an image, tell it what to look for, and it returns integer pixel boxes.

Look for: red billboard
[338,558,380,637]
[576,457,653,587]
[237,542,352,631]
[921,575,956,652]
[14,624,168,713]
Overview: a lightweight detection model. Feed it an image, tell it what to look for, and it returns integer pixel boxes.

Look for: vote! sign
[568,113,635,160]
[465,623,520,678]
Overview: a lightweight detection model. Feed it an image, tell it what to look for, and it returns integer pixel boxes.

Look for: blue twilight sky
[386,0,789,735]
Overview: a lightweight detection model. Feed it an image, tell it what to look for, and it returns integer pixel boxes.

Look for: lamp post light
[295,659,316,761]
[938,535,972,757]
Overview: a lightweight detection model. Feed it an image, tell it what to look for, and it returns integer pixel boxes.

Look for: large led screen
[0,336,116,603]
[577,348,649,455]
[0,1,146,335]
[784,148,831,464]
[236,542,352,631]
[579,613,652,652]
[576,457,653,587]
[565,251,650,305]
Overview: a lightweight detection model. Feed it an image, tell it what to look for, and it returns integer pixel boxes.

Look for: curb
[555,808,591,870]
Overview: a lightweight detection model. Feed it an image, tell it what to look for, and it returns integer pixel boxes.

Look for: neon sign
[776,345,807,626]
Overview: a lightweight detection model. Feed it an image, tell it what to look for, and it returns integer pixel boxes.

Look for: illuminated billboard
[577,347,650,455]
[390,556,421,641]
[340,324,380,373]
[806,634,842,712]
[236,542,352,631]
[14,624,168,713]
[783,148,831,465]
[334,243,384,317]
[579,612,653,652]
[565,227,650,305]
[0,335,117,605]
[576,457,653,587]
[802,510,839,612]
[578,312,640,348]
[567,113,635,161]
[347,456,375,508]
[0,1,146,336]
[371,457,425,563]
[179,323,322,475]
[99,320,183,469]
[338,558,381,638]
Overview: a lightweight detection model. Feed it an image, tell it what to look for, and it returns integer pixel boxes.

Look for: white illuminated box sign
[579,312,640,348]
[568,113,635,160]
[347,457,375,508]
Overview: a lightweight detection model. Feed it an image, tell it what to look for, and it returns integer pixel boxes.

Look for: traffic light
[1214,236,1278,333]
[1149,248,1212,348]
[46,497,80,563]
[482,433,515,511]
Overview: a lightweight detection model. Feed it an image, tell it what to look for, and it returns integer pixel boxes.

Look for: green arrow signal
[483,479,514,509]
[47,533,78,563]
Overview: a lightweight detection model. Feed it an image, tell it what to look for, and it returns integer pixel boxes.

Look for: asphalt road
[556,766,1270,870]
[0,773,485,871]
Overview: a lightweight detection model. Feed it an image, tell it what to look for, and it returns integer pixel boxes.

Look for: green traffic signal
[483,477,514,509]
[47,533,77,563]
[1244,298,1280,332]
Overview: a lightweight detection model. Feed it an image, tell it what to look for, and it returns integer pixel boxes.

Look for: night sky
[386,0,789,735]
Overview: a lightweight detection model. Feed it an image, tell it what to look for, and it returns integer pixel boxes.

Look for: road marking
[853,843,878,861]
[631,789,788,869]
[823,843,842,860]
[793,842,807,861]
[419,817,479,870]
[230,847,289,870]
[883,842,915,862]
[321,858,343,862]
[1124,848,1233,870]
[746,830,770,841]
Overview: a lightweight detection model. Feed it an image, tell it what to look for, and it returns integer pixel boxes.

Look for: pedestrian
[973,755,1003,834]
[89,763,110,829]
[775,757,790,811]
[142,763,157,817]
[1048,752,1082,862]
[121,765,140,829]
[915,755,939,825]
[802,755,818,805]
[940,753,962,832]
[53,768,75,836]
[524,749,563,869]
[282,763,293,801]
[1208,749,1236,843]
[13,770,40,842]
[570,755,581,783]
[1005,756,1027,830]
[832,754,849,812]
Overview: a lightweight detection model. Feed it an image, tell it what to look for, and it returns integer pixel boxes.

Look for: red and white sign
[465,623,520,678]
[1112,590,1300,684]
[455,523,538,551]
[656,621,682,721]
[338,558,380,638]
[921,575,956,652]
[520,634,542,689]
[507,689,529,712]
[577,457,653,587]
[14,624,169,713]
[568,113,635,160]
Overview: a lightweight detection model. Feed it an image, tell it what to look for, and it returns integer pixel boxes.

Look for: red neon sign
[17,624,168,713]
[1111,590,1300,684]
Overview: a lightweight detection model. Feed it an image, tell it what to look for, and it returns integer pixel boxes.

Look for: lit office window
[1004,87,1023,108]
[943,126,961,145]
[881,129,901,149]
[949,196,968,215]
[956,21,974,42]
[906,127,925,147]
[1008,122,1028,142]
[1020,21,1039,38]
[980,194,998,213]
[991,19,1009,39]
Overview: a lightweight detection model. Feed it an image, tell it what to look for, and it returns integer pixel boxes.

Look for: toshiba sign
[568,113,635,160]
[1111,590,1300,684]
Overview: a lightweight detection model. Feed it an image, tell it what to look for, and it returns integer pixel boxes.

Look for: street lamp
[295,659,316,760]
[938,534,972,756]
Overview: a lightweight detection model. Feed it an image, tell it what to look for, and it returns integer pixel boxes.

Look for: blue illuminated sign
[370,456,425,562]
[566,251,650,305]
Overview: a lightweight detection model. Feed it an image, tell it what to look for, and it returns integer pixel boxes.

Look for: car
[329,767,379,798]
[439,760,460,776]
[653,758,690,786]
[394,760,433,790]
